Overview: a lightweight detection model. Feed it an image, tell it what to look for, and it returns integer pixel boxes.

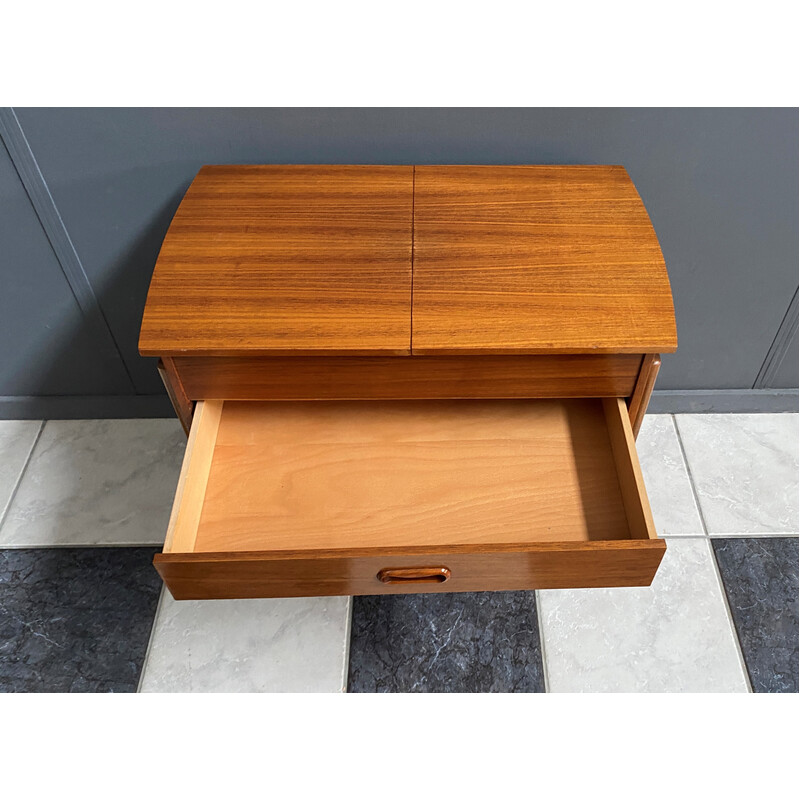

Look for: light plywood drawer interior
[155,397,664,599]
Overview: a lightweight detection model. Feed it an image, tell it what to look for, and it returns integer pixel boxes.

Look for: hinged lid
[140,164,676,358]
[139,165,414,357]
[412,165,677,354]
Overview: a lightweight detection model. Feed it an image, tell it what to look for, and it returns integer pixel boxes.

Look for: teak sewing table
[139,165,677,600]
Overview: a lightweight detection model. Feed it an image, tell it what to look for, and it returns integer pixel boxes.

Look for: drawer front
[172,354,641,401]
[155,541,666,600]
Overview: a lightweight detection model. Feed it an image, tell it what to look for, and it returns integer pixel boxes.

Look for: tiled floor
[348,592,544,692]
[537,538,749,692]
[0,414,797,693]
[0,419,186,547]
[0,547,161,692]
[139,593,351,693]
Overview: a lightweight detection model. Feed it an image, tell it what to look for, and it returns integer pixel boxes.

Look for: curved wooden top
[412,165,677,355]
[139,165,414,357]
[140,164,676,357]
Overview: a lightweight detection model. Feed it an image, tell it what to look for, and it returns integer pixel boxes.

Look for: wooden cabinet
[140,165,677,600]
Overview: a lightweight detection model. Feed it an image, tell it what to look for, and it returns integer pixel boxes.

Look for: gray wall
[0,108,797,417]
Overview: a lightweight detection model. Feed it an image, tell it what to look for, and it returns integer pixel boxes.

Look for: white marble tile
[0,421,42,524]
[139,591,351,693]
[0,419,185,546]
[538,538,749,692]
[675,414,799,535]
[636,415,704,536]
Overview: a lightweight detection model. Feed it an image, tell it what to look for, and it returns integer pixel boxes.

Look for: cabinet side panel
[158,358,194,435]
[628,354,661,437]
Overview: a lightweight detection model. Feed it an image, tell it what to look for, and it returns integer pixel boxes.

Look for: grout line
[669,418,752,690]
[706,531,799,538]
[136,586,166,693]
[0,420,44,534]
[704,538,754,693]
[341,596,354,693]
[652,533,733,539]
[534,590,551,693]
[671,414,796,539]
[671,414,711,536]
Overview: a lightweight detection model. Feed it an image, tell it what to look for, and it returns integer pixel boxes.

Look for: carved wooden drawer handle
[377,567,451,584]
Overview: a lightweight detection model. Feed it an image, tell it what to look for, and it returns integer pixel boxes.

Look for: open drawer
[155,397,665,599]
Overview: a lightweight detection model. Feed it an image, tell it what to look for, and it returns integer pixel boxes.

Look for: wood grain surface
[140,164,676,359]
[156,396,665,598]
[157,358,193,434]
[628,354,662,437]
[142,165,676,599]
[165,398,644,554]
[139,165,414,357]
[603,397,658,540]
[412,165,677,354]
[171,353,642,400]
[377,566,452,584]
[154,540,666,599]
[163,400,223,554]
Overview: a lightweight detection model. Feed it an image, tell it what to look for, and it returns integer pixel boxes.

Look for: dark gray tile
[347,591,544,693]
[0,548,162,692]
[712,538,799,693]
